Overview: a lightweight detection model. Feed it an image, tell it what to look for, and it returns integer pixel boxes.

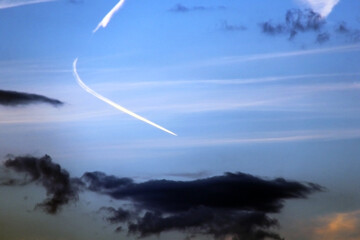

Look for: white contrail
[72,58,177,136]
[0,0,55,9]
[298,0,340,18]
[93,0,126,33]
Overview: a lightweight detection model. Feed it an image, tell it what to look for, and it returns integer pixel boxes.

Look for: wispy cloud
[169,4,225,13]
[221,21,247,32]
[102,129,360,150]
[0,0,56,9]
[90,73,360,90]
[199,44,360,66]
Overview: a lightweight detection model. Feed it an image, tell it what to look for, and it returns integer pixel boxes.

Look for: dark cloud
[316,32,330,44]
[0,89,63,107]
[335,22,350,33]
[128,208,283,240]
[169,4,225,13]
[99,207,132,224]
[221,21,247,32]
[1,155,322,239]
[84,171,322,239]
[260,9,326,40]
[81,171,133,191]
[3,155,81,214]
[85,172,322,213]
[261,10,360,44]
[334,21,360,42]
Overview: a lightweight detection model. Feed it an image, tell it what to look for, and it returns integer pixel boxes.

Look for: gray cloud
[2,155,81,214]
[84,171,322,239]
[260,9,326,41]
[0,89,63,107]
[1,155,323,240]
[128,208,283,240]
[316,32,330,44]
[169,4,225,13]
[221,21,247,32]
[260,9,360,44]
[335,22,350,33]
[334,21,360,42]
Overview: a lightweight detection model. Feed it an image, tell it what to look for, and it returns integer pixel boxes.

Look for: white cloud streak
[93,0,126,33]
[0,0,55,9]
[102,129,360,149]
[299,0,340,18]
[72,58,177,136]
[89,73,360,91]
[201,44,360,66]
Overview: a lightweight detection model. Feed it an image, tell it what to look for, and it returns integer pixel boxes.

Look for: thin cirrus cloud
[196,44,360,66]
[0,0,56,9]
[101,129,360,150]
[1,154,323,240]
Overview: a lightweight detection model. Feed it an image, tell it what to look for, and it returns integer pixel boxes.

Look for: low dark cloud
[84,171,322,239]
[84,172,322,214]
[128,208,283,240]
[99,207,132,224]
[169,4,225,13]
[0,89,63,107]
[81,171,133,191]
[1,155,323,240]
[3,155,81,214]
[221,21,247,32]
[260,9,325,41]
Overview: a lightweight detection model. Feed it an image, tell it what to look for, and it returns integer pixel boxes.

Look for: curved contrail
[72,58,177,136]
[93,0,126,33]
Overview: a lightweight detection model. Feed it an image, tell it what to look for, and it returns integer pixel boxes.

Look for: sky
[0,0,360,239]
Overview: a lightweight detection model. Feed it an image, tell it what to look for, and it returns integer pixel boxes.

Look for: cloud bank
[82,170,322,239]
[1,155,323,240]
[0,89,63,107]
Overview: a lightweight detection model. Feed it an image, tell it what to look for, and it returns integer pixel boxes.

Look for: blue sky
[1,0,360,239]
